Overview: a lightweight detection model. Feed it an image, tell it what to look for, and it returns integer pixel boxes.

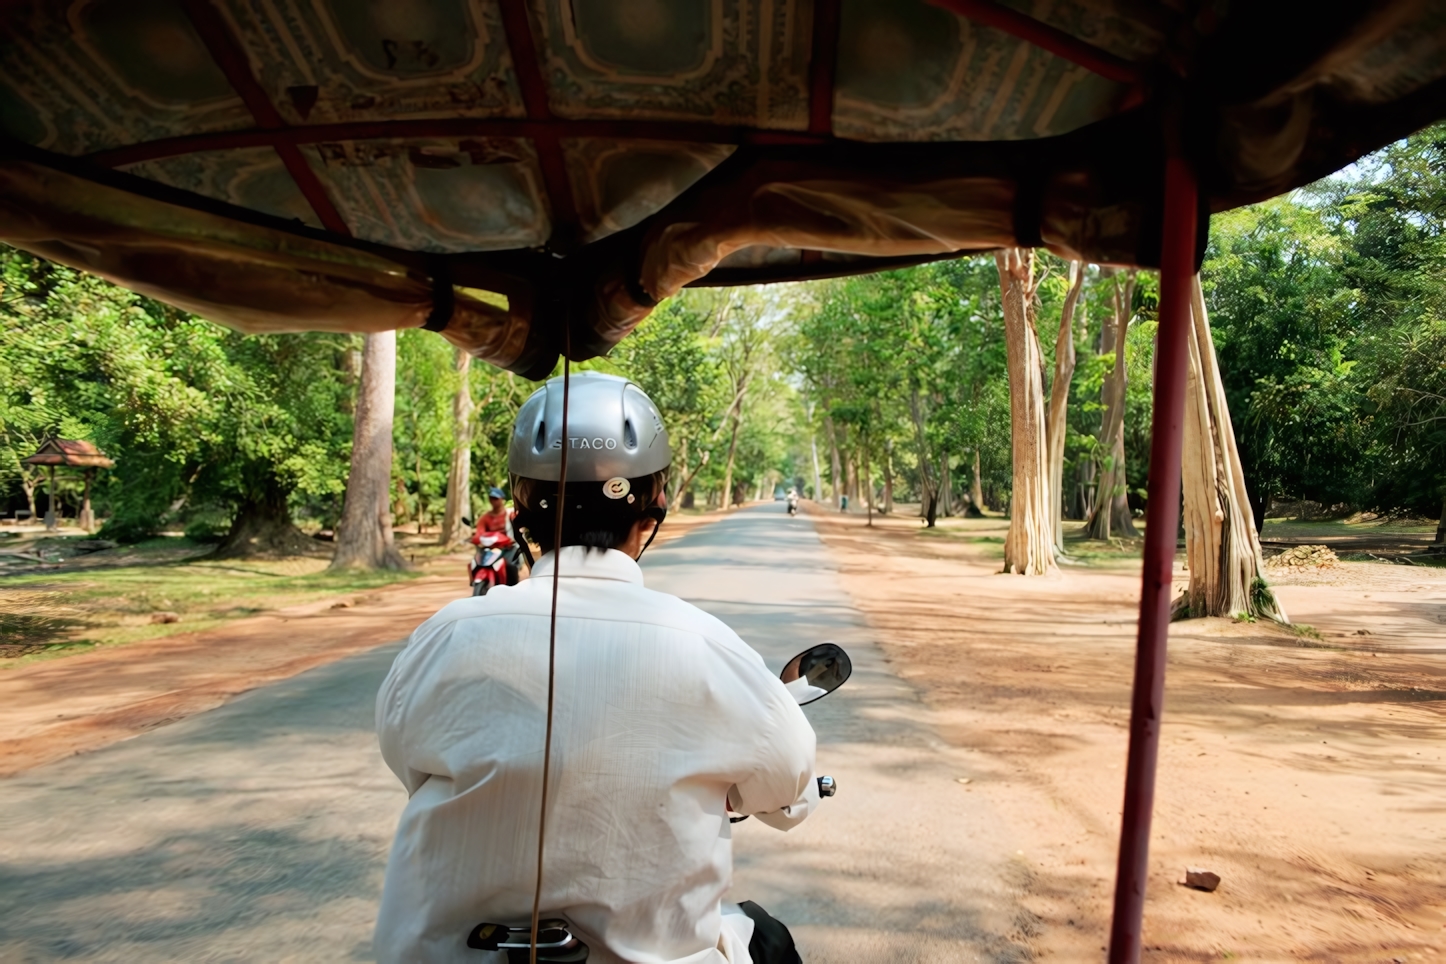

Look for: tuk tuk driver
[374,371,818,964]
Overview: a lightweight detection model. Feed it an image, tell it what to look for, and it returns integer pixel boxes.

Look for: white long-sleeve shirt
[375,546,818,964]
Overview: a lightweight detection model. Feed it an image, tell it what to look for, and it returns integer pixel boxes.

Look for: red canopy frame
[1109,113,1199,962]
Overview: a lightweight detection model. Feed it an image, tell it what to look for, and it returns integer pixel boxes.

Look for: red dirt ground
[809,505,1446,962]
[0,513,719,778]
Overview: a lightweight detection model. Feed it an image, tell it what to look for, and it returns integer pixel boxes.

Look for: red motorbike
[469,530,517,596]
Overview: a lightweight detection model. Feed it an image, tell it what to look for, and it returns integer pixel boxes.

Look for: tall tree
[332,331,406,570]
[1045,261,1085,552]
[439,348,473,545]
[1086,269,1140,540]
[1180,276,1285,621]
[995,248,1056,575]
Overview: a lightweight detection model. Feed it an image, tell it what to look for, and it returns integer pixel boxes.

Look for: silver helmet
[508,371,671,483]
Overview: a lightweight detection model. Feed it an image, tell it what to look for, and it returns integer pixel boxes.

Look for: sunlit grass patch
[0,559,422,669]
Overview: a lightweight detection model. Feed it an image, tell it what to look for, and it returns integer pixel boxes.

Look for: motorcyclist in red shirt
[472,487,521,586]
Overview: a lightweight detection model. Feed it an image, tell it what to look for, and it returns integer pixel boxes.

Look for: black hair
[511,469,668,556]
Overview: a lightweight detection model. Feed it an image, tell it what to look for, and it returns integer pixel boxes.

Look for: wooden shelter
[21,438,115,531]
[2,1,1445,958]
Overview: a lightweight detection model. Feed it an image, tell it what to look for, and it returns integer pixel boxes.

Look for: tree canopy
[2,124,1441,544]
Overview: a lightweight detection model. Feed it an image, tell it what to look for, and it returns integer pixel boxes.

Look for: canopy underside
[1,0,1444,376]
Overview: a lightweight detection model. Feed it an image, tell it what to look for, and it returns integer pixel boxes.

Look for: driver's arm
[724,664,817,830]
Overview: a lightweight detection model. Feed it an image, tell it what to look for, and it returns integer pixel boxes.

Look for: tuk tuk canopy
[1,0,1443,377]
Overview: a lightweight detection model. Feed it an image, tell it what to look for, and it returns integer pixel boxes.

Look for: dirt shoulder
[0,510,723,779]
[808,505,1446,962]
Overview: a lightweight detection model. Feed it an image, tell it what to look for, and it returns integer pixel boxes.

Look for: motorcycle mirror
[780,643,852,705]
[462,516,473,528]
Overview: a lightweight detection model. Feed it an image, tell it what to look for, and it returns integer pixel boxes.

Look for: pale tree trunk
[882,439,894,514]
[1179,277,1286,621]
[1087,270,1139,540]
[863,437,873,526]
[996,248,1056,575]
[940,455,953,516]
[810,432,823,504]
[20,469,37,519]
[331,331,407,570]
[971,448,986,513]
[78,469,95,532]
[1046,261,1085,553]
[909,388,940,526]
[439,349,474,546]
[825,413,843,507]
[670,443,710,512]
[721,403,744,508]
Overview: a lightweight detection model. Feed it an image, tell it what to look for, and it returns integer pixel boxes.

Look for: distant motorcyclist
[376,372,815,964]
[472,486,520,586]
[786,488,799,516]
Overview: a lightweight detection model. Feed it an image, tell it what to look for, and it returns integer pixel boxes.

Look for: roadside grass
[1059,519,1146,567]
[1260,516,1436,540]
[0,546,423,669]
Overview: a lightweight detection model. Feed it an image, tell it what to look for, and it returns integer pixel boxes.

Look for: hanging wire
[529,343,570,964]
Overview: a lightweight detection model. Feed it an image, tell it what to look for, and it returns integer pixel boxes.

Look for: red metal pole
[1107,148,1198,961]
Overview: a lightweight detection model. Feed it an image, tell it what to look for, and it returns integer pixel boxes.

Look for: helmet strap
[636,504,667,560]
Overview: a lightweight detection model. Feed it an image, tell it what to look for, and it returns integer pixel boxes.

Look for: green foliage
[787,254,1157,519]
[1203,120,1446,521]
[2,121,1441,546]
[0,248,355,541]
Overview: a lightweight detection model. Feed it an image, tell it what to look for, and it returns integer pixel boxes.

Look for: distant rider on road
[473,486,520,585]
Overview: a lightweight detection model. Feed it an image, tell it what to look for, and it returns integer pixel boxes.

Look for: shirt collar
[529,546,644,585]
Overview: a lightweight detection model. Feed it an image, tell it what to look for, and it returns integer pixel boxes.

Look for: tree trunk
[939,454,953,516]
[996,248,1056,575]
[971,448,986,514]
[44,465,56,529]
[331,331,407,570]
[863,437,873,526]
[1074,457,1095,520]
[721,404,744,508]
[811,431,824,503]
[1046,261,1085,553]
[439,349,474,545]
[824,413,843,508]
[668,437,691,511]
[212,473,314,558]
[77,469,95,531]
[1087,270,1139,540]
[883,439,894,514]
[1250,487,1270,536]
[1434,492,1446,546]
[670,443,710,512]
[909,388,939,527]
[1179,276,1286,622]
[20,469,37,520]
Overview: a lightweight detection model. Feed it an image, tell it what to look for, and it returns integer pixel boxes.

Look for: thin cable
[530,345,570,964]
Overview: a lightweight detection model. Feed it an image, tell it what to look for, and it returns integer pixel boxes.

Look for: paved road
[0,506,1029,963]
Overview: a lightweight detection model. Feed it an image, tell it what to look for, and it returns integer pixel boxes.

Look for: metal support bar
[1107,140,1198,961]
[179,0,351,236]
[497,0,580,250]
[928,0,1143,85]
[807,0,841,135]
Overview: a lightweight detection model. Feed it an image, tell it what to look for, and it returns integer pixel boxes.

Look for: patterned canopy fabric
[1,0,1444,376]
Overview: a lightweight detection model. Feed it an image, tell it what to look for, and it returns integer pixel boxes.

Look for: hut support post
[45,465,57,530]
[1107,145,1198,961]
